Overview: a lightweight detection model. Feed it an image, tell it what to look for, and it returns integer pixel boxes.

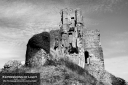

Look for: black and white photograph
[0,0,128,85]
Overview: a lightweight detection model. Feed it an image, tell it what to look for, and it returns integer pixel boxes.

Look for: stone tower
[83,29,104,70]
[52,8,104,70]
[59,8,85,68]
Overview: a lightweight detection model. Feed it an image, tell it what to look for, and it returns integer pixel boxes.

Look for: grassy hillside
[1,58,104,85]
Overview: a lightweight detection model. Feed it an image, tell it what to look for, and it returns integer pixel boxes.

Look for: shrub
[2,60,22,73]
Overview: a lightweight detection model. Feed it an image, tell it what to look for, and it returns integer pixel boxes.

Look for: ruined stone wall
[51,9,104,70]
[76,9,83,24]
[83,29,100,48]
[50,29,61,48]
[83,28,105,81]
[25,32,50,67]
[83,28,104,69]
[61,9,75,24]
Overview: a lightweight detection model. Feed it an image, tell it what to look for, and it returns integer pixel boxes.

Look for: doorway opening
[84,51,89,63]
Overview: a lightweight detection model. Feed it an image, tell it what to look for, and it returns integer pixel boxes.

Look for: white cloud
[0,1,35,18]
[0,0,62,36]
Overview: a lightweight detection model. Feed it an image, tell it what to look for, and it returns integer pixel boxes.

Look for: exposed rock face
[25,32,50,67]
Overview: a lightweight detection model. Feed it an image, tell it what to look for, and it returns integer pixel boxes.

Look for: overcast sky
[0,0,128,81]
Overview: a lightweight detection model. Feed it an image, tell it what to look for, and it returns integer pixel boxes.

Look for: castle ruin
[51,8,104,70]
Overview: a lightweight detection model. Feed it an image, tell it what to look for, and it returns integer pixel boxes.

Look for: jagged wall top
[60,8,83,26]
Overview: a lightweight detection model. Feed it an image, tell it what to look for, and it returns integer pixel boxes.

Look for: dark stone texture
[27,32,50,53]
[25,32,50,67]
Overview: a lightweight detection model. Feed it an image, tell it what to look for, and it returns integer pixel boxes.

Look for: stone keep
[51,8,104,70]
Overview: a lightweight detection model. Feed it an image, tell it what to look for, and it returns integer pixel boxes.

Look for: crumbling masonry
[51,8,104,70]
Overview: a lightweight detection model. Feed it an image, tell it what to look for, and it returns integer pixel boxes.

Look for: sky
[0,0,128,81]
